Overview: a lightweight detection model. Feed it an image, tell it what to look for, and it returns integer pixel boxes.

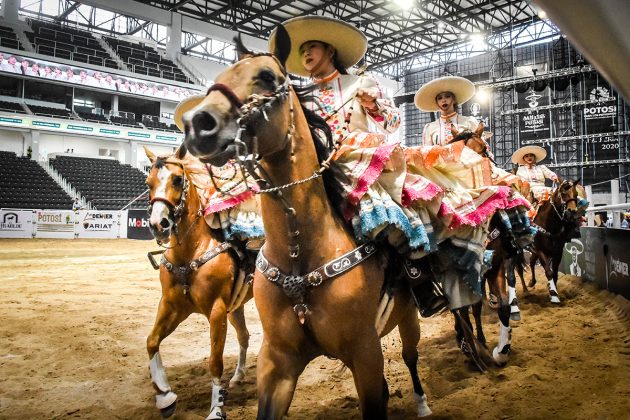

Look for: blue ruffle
[224,221,265,241]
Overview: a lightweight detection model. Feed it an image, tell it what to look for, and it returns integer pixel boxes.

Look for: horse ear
[233,33,253,61]
[273,24,291,69]
[556,175,564,184]
[573,177,582,185]
[144,145,156,163]
[450,124,459,138]
[475,122,484,136]
[175,143,187,160]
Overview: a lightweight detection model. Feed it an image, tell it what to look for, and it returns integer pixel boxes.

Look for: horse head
[181,27,293,166]
[447,123,489,157]
[553,178,583,233]
[144,145,190,244]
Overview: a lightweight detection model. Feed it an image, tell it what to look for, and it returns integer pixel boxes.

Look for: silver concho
[190,261,199,271]
[266,267,280,282]
[307,271,323,287]
[282,275,306,300]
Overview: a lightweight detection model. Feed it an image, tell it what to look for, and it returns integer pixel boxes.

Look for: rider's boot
[405,259,448,318]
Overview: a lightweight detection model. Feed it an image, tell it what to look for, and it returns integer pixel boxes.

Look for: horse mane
[452,130,475,142]
[293,86,351,226]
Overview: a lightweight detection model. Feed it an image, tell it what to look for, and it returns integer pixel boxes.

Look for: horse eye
[258,69,276,85]
[172,176,183,187]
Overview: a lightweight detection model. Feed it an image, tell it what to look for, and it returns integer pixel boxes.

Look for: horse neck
[168,173,213,263]
[258,94,350,272]
[534,198,563,233]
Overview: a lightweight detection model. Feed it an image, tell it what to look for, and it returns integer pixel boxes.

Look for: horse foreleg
[516,259,528,294]
[256,340,307,420]
[147,297,190,417]
[539,253,560,303]
[527,253,538,288]
[398,307,431,417]
[505,258,521,321]
[346,334,388,420]
[472,300,485,346]
[492,302,512,366]
[206,303,229,420]
[549,255,562,304]
[227,305,249,388]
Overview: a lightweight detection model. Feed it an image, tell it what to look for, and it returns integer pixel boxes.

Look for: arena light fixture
[394,0,414,10]
[538,9,548,19]
[475,89,489,102]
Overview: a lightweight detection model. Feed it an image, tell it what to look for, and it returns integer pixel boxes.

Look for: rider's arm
[541,165,559,182]
[357,75,401,134]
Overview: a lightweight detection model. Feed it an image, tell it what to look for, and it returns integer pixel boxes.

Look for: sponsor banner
[126,209,153,240]
[0,114,183,145]
[34,210,75,239]
[464,98,491,130]
[75,210,120,238]
[0,209,34,238]
[518,87,551,142]
[0,50,202,102]
[578,227,630,300]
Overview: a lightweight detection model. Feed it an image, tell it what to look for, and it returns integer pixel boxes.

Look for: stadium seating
[25,19,118,69]
[109,115,141,128]
[75,108,110,124]
[0,24,24,50]
[142,115,178,132]
[0,101,26,114]
[28,105,73,119]
[103,36,190,83]
[50,155,149,210]
[0,151,73,210]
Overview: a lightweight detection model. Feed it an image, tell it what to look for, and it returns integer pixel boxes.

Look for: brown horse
[180,29,433,419]
[527,179,583,303]
[144,147,253,419]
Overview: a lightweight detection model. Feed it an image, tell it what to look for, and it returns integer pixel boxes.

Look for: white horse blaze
[149,167,173,226]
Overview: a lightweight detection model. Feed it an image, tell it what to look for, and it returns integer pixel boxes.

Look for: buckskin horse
[527,179,583,303]
[144,147,253,419]
[179,28,434,419]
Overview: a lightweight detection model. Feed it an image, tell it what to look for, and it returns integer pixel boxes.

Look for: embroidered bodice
[422,113,479,146]
[306,72,400,138]
[516,165,557,188]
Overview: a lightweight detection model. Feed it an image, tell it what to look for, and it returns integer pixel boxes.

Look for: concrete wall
[0,129,26,155]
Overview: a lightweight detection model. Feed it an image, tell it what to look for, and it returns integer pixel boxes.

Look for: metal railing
[38,160,92,210]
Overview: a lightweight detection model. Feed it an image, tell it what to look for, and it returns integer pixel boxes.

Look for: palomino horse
[447,125,528,367]
[181,29,433,419]
[145,147,253,419]
[527,179,583,303]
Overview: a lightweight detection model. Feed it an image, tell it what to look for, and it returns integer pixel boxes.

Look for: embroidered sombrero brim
[512,145,547,165]
[268,16,367,77]
[174,94,205,132]
[414,76,476,112]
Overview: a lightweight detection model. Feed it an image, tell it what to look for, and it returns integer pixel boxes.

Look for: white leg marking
[548,280,561,303]
[414,392,433,417]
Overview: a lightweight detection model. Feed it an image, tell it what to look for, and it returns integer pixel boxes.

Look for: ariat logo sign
[128,217,149,228]
[82,213,114,231]
[1,212,22,230]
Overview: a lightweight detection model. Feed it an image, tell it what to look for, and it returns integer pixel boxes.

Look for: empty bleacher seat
[50,155,148,210]
[0,151,72,210]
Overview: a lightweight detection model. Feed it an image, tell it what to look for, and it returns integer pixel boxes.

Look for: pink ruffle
[505,195,532,210]
[439,187,512,229]
[345,142,398,206]
[401,182,443,207]
[204,189,255,215]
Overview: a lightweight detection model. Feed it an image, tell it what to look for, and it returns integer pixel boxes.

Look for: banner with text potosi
[34,210,75,239]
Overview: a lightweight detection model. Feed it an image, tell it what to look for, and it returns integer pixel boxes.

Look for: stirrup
[411,283,448,318]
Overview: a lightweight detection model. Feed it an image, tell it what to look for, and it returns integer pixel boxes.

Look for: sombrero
[414,76,475,112]
[173,94,205,132]
[268,16,367,77]
[511,145,547,165]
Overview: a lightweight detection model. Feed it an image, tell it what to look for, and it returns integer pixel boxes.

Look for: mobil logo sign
[127,209,153,240]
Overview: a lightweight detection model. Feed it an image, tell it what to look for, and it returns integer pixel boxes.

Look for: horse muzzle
[183,109,240,166]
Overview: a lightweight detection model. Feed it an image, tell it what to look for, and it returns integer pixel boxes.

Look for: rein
[449,131,497,165]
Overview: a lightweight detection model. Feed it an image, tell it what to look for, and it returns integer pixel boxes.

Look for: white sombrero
[511,145,547,165]
[173,94,205,132]
[268,16,367,77]
[414,76,476,112]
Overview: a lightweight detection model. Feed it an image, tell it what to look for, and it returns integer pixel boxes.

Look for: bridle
[550,181,578,222]
[199,53,332,273]
[148,160,203,249]
[448,130,497,165]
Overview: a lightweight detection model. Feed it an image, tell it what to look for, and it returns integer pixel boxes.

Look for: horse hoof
[160,401,176,418]
[510,311,521,321]
[492,347,509,366]
[414,393,432,417]
[550,295,561,304]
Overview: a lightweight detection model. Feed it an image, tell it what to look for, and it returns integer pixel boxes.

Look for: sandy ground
[0,238,629,420]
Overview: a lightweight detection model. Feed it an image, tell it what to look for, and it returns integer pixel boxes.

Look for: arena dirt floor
[1,238,629,420]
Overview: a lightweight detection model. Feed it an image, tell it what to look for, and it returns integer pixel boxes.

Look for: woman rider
[512,145,558,204]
